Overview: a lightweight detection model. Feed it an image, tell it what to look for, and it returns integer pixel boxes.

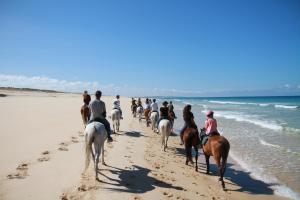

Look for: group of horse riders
[131,97,177,127]
[130,97,219,146]
[82,91,229,188]
[81,90,219,146]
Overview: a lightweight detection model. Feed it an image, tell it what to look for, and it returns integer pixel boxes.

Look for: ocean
[155,96,300,200]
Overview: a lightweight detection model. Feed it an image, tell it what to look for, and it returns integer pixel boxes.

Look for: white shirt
[89,99,106,119]
[150,102,158,111]
[113,98,120,109]
[144,103,150,110]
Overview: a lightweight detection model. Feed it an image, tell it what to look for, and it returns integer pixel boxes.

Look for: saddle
[200,131,220,146]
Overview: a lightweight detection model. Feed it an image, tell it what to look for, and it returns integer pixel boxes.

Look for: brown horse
[80,104,90,128]
[182,127,200,171]
[144,109,151,127]
[200,129,230,190]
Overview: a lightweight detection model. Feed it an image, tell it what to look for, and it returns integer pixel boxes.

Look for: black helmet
[163,101,168,106]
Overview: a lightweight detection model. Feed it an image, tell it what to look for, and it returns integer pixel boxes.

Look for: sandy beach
[0,89,289,200]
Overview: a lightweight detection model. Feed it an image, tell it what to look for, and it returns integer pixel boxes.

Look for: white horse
[159,119,172,151]
[84,122,107,180]
[137,106,143,122]
[111,109,121,133]
[150,111,159,132]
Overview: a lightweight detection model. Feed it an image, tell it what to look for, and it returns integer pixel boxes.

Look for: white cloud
[0,74,207,96]
[1,74,299,97]
[0,74,117,94]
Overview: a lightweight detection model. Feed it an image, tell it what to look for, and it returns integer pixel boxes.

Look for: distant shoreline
[0,87,68,94]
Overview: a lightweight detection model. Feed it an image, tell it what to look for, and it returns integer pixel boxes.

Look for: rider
[113,95,123,119]
[168,101,177,119]
[131,98,137,114]
[83,90,91,105]
[179,104,198,145]
[137,98,142,107]
[203,110,219,136]
[89,90,113,142]
[150,99,159,113]
[157,101,169,125]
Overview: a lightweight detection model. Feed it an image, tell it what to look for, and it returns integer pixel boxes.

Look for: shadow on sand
[174,147,276,195]
[97,165,183,193]
[124,131,148,138]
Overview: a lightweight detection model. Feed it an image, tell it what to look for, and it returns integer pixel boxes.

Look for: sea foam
[202,110,282,131]
[275,104,298,109]
[259,139,282,149]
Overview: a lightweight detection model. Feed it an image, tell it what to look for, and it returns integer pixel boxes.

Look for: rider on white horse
[89,90,113,142]
[112,95,123,119]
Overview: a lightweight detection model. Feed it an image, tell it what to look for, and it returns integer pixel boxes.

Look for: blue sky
[0,0,300,96]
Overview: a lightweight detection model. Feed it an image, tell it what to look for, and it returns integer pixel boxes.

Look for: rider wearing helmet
[83,90,91,105]
[204,110,218,136]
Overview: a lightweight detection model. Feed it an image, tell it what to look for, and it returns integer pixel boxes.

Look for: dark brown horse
[200,129,230,190]
[80,104,90,127]
[182,127,200,171]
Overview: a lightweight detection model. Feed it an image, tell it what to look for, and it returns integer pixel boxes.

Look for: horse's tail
[221,139,230,175]
[84,125,96,171]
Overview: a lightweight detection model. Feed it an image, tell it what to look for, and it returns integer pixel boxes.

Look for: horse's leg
[205,154,210,174]
[117,119,120,132]
[194,146,198,172]
[101,141,106,165]
[162,132,165,151]
[94,143,100,180]
[213,154,223,186]
[185,145,189,165]
[165,133,169,148]
[189,148,194,165]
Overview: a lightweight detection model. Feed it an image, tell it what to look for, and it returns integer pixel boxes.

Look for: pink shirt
[205,118,218,134]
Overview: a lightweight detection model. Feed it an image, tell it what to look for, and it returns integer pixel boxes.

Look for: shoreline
[0,90,291,200]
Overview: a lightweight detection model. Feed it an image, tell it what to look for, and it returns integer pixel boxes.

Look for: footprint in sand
[58,142,69,151]
[37,151,51,162]
[134,196,142,200]
[7,162,29,179]
[71,136,79,143]
[78,131,84,137]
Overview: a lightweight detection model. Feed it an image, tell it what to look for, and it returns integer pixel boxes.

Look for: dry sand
[0,89,288,200]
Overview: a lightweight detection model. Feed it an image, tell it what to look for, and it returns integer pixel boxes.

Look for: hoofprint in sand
[0,90,288,200]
